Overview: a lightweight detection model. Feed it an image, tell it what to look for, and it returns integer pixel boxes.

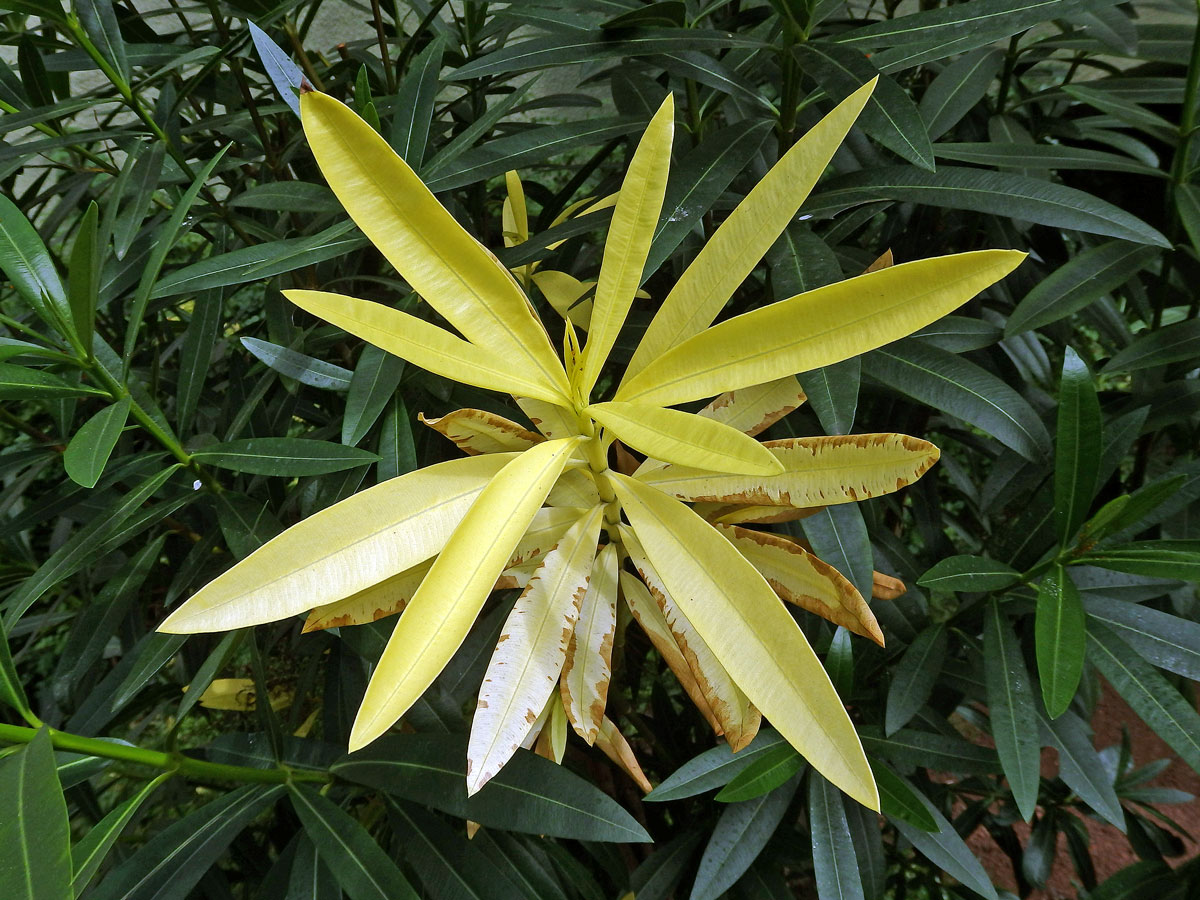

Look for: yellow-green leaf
[303,559,432,632]
[350,438,579,751]
[635,433,939,506]
[579,95,675,397]
[517,397,577,440]
[588,401,784,476]
[547,468,601,508]
[612,473,878,810]
[506,506,589,570]
[533,269,594,331]
[158,454,513,633]
[616,250,1026,407]
[300,91,567,396]
[420,407,545,456]
[622,527,761,751]
[285,290,569,405]
[468,506,603,794]
[561,543,619,745]
[623,79,878,381]
[503,170,528,247]
[717,525,883,646]
[622,570,723,738]
[699,377,808,437]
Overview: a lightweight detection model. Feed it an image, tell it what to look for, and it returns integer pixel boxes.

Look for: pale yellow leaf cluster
[158,78,1027,808]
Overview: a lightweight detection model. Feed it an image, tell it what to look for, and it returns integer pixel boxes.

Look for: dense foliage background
[2,0,1199,897]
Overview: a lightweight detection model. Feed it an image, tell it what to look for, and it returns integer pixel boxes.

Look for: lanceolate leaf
[299,91,567,395]
[864,340,1052,461]
[192,438,378,475]
[160,455,512,632]
[808,771,866,900]
[468,507,603,793]
[350,439,579,751]
[613,474,878,810]
[1102,318,1200,372]
[1037,566,1086,719]
[0,363,107,400]
[714,744,804,803]
[63,398,130,488]
[917,555,1020,592]
[421,408,544,456]
[1055,347,1101,543]
[580,95,674,396]
[984,599,1040,820]
[885,624,946,735]
[0,729,71,900]
[646,730,787,801]
[562,543,619,744]
[71,773,170,896]
[1084,594,1200,681]
[0,193,71,338]
[240,336,353,391]
[625,79,878,379]
[619,251,1025,406]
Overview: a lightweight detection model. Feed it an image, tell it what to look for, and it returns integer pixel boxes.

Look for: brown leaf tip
[299,78,314,94]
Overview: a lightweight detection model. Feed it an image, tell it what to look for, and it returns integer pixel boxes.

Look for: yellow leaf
[159,454,513,633]
[506,506,590,570]
[622,526,760,751]
[561,543,619,745]
[420,407,545,456]
[516,397,577,440]
[190,678,292,712]
[534,693,569,764]
[588,401,784,476]
[595,716,652,793]
[303,560,432,632]
[621,571,723,738]
[579,95,675,396]
[533,269,594,331]
[616,250,1026,407]
[864,248,894,273]
[349,438,579,751]
[611,473,878,810]
[699,503,822,526]
[634,433,939,506]
[285,290,569,406]
[503,170,528,247]
[300,91,566,394]
[717,524,883,646]
[623,80,878,381]
[699,377,808,437]
[546,468,601,508]
[467,506,603,794]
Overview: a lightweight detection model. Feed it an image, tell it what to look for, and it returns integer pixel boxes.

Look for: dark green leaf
[885,624,946,735]
[240,337,353,391]
[984,599,1040,820]
[377,394,418,481]
[112,143,164,262]
[89,783,283,900]
[67,201,99,352]
[934,142,1159,177]
[1055,347,1101,543]
[864,340,1052,461]
[630,832,703,900]
[1087,622,1200,776]
[809,771,865,900]
[799,504,873,600]
[285,834,341,900]
[917,555,1020,592]
[1007,242,1159,336]
[1084,595,1200,682]
[192,438,378,476]
[63,397,130,488]
[870,760,936,830]
[0,617,30,716]
[76,0,129,83]
[343,345,405,446]
[0,729,70,900]
[0,193,71,337]
[1035,566,1086,718]
[1075,542,1200,582]
[1086,861,1183,900]
[805,167,1170,247]
[230,182,340,213]
[715,744,805,802]
[919,48,1004,140]
[647,730,787,801]
[1103,319,1200,372]
[862,728,1001,775]
[690,774,801,900]
[0,363,104,400]
[390,37,444,169]
[794,44,934,170]
[71,772,169,895]
[332,734,651,842]
[175,287,221,433]
[289,786,418,900]
[1038,709,1124,829]
[912,315,1002,352]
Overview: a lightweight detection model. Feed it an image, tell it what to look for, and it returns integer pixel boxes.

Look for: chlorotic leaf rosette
[159,78,1025,810]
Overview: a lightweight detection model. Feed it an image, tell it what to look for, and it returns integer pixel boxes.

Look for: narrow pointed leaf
[1055,347,1101,543]
[289,786,418,900]
[71,773,170,896]
[619,251,1025,406]
[1083,594,1200,681]
[0,363,106,400]
[67,201,99,351]
[562,543,619,744]
[1038,709,1124,829]
[240,336,353,391]
[715,744,804,802]
[809,770,866,900]
[1103,318,1200,372]
[191,438,378,476]
[589,401,784,475]
[1036,566,1086,718]
[885,624,946,735]
[300,91,566,395]
[594,716,653,792]
[469,507,603,792]
[918,555,1020,592]
[285,290,569,405]
[636,434,938,508]
[421,407,545,456]
[63,397,129,488]
[248,21,302,114]
[350,439,579,750]
[626,80,877,379]
[0,729,70,900]
[580,95,674,395]
[613,474,878,810]
[984,599,1040,821]
[302,560,432,632]
[160,454,511,632]
[0,194,70,336]
[871,760,937,830]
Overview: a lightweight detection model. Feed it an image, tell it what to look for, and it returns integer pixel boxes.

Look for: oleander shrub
[1,1,1198,898]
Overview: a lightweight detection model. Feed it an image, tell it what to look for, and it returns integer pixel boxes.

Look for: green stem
[0,723,328,785]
